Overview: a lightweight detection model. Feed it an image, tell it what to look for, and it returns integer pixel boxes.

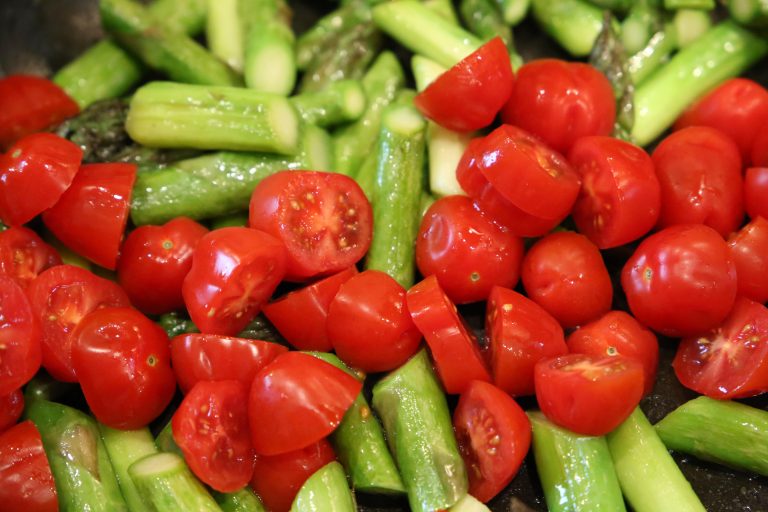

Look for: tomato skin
[484,286,567,397]
[42,162,137,270]
[673,297,768,399]
[0,133,83,226]
[414,37,513,132]
[535,354,644,436]
[751,123,768,167]
[568,136,661,249]
[0,275,41,396]
[521,232,612,329]
[416,196,524,304]
[118,217,208,315]
[622,224,738,338]
[0,420,58,512]
[651,126,743,238]
[744,167,768,221]
[183,227,287,336]
[728,216,768,304]
[249,171,373,281]
[501,59,615,154]
[454,381,531,503]
[170,333,287,394]
[72,307,176,429]
[566,310,659,396]
[0,227,61,289]
[0,389,24,433]
[248,352,361,456]
[262,266,358,352]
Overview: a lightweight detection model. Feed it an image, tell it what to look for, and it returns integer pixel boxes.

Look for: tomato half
[454,380,531,503]
[744,167,768,221]
[0,421,58,512]
[0,275,41,396]
[0,389,24,433]
[249,171,373,281]
[0,227,61,289]
[728,216,768,304]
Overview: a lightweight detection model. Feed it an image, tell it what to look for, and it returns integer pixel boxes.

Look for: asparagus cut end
[383,105,427,136]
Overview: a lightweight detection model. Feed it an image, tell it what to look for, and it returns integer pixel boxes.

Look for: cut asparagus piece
[627,27,677,84]
[531,0,605,57]
[291,80,367,127]
[424,0,461,24]
[493,0,532,26]
[99,424,159,512]
[671,8,712,47]
[728,0,768,28]
[206,0,244,72]
[212,487,267,512]
[295,2,372,70]
[289,461,356,512]
[244,21,296,95]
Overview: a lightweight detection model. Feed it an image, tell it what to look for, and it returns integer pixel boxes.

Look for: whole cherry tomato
[728,216,768,304]
[0,226,61,289]
[744,167,768,221]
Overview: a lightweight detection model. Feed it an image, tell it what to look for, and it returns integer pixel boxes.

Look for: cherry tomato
[406,275,491,394]
[42,163,137,270]
[535,353,644,436]
[327,270,421,373]
[674,297,768,399]
[26,264,130,382]
[0,421,58,512]
[568,136,661,248]
[0,227,61,289]
[728,216,768,304]
[566,310,659,396]
[454,380,531,503]
[249,170,372,281]
[0,75,78,149]
[521,231,612,328]
[170,333,287,394]
[0,133,82,226]
[0,389,24,433]
[414,37,513,132]
[416,195,524,304]
[173,380,255,492]
[72,307,176,429]
[744,167,768,221]
[751,122,768,167]
[117,217,208,314]
[248,352,361,455]
[0,275,41,396]
[651,126,743,238]
[484,286,567,397]
[501,59,615,154]
[262,266,358,352]
[182,227,287,336]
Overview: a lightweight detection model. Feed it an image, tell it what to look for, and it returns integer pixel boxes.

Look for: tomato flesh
[0,226,61,290]
[0,275,41,396]
[0,420,58,512]
[728,216,768,304]
[0,389,24,433]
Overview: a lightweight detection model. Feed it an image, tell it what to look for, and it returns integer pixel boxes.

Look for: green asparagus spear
[289,461,356,511]
[291,80,367,127]
[295,2,372,70]
[664,0,715,9]
[460,0,513,49]
[241,0,296,95]
[531,0,605,57]
[212,487,267,512]
[99,424,159,512]
[206,0,244,72]
[492,0,532,26]
[621,0,664,55]
[627,28,677,84]
[424,0,462,24]
[728,0,768,28]
[671,9,713,47]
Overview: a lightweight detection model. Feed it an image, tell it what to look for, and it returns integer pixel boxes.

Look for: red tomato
[250,439,336,512]
[674,78,768,165]
[484,286,567,397]
[26,264,130,382]
[173,380,255,492]
[0,421,58,512]
[42,163,137,270]
[566,310,659,396]
[674,297,768,399]
[622,224,738,338]
[751,122,768,167]
[182,227,287,336]
[248,352,361,455]
[249,171,372,281]
[406,275,491,394]
[535,354,644,436]
[501,59,615,154]
[118,217,208,315]
[728,216,768,304]
[0,75,78,149]
[416,195,524,304]
[744,167,768,221]
[521,232,612,329]
[0,133,82,226]
[262,266,357,351]
[327,270,422,373]
[0,275,41,396]
[651,126,743,238]
[568,136,661,248]
[414,37,513,132]
[454,381,531,503]
[170,333,287,394]
[72,307,176,429]
[0,389,24,433]
[0,227,61,289]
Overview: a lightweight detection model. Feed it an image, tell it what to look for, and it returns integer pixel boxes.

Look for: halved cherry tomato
[484,286,567,397]
[182,227,287,336]
[744,167,768,221]
[0,420,58,512]
[170,333,287,394]
[0,227,61,289]
[406,275,490,394]
[0,389,24,433]
[454,380,531,503]
[42,163,137,270]
[26,264,130,382]
[728,216,768,304]
[414,37,513,132]
[327,269,422,373]
[0,275,41,396]
[0,133,82,226]
[248,352,361,455]
[173,380,255,492]
[673,297,768,399]
[416,195,524,304]
[72,307,176,429]
[262,266,358,351]
[535,353,644,436]
[249,171,372,281]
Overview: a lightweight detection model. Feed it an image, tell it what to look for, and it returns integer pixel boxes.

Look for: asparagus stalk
[424,0,462,24]
[241,0,296,95]
[531,0,605,57]
[665,0,715,9]
[728,0,768,28]
[587,0,633,9]
[627,28,677,84]
[99,424,159,512]
[289,462,356,512]
[155,420,185,457]
[206,0,244,72]
[295,2,372,70]
[493,0,532,26]
[291,79,367,127]
[212,487,267,512]
[671,9,713,47]
[149,0,207,34]
[209,212,250,229]
[460,0,513,49]
[621,0,664,55]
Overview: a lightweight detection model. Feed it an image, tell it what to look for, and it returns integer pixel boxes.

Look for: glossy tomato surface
[0,274,41,396]
[0,389,24,433]
[728,216,768,303]
[744,167,768,221]
[751,123,768,167]
[0,420,58,512]
[0,226,61,289]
